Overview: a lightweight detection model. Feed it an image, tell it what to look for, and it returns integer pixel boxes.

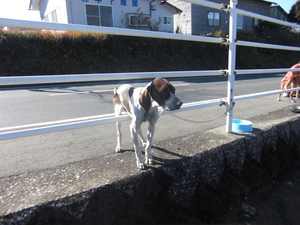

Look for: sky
[272,0,298,13]
[0,0,298,21]
[0,0,40,21]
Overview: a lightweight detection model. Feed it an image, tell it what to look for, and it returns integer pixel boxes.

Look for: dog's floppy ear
[139,82,153,112]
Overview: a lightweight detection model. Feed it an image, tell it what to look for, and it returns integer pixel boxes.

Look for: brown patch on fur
[139,83,153,112]
[128,86,134,98]
[151,77,176,106]
[122,87,134,114]
[284,76,300,102]
[113,86,135,114]
[112,90,121,106]
[284,76,300,90]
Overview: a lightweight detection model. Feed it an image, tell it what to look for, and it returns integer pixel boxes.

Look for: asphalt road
[0,73,295,178]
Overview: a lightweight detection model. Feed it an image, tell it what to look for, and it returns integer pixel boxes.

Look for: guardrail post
[226,0,238,132]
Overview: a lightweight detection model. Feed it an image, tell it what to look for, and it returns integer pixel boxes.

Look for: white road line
[49,90,113,96]
[0,112,126,133]
[48,83,190,96]
[174,83,190,86]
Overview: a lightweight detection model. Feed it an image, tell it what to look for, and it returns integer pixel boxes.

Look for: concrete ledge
[1,108,300,224]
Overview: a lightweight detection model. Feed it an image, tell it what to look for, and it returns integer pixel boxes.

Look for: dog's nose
[177,100,183,109]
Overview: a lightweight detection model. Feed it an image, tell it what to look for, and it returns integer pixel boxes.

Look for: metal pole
[226,0,238,132]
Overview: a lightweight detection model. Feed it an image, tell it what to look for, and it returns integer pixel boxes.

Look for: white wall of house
[150,2,177,32]
[170,0,192,34]
[66,0,153,27]
[39,0,177,32]
[40,0,68,23]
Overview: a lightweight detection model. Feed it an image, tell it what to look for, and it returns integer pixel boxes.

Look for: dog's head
[139,77,183,112]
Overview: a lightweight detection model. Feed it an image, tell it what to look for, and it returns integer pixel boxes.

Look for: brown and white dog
[278,76,300,103]
[112,77,183,169]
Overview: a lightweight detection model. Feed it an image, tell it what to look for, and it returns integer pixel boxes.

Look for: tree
[288,0,300,24]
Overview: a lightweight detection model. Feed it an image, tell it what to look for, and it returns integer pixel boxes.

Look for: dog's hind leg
[114,104,123,153]
[277,93,281,101]
[290,82,296,103]
[116,122,122,152]
[290,91,296,103]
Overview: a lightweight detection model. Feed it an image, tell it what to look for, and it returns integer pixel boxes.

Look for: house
[169,0,285,35]
[270,4,288,21]
[29,0,181,32]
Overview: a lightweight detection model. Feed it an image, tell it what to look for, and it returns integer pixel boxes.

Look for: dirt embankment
[214,162,300,225]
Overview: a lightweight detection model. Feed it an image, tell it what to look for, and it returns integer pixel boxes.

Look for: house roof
[29,0,41,10]
[260,0,288,14]
[161,1,182,13]
[262,0,275,3]
[270,4,288,14]
[246,0,275,5]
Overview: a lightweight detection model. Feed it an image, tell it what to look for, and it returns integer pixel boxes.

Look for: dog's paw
[142,142,147,148]
[137,163,145,170]
[115,146,122,153]
[146,159,154,165]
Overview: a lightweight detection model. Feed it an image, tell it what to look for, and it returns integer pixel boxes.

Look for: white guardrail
[1,0,300,140]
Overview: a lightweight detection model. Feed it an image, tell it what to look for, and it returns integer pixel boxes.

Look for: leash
[158,109,165,117]
[168,100,235,124]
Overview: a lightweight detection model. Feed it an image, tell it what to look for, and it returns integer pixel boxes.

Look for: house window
[253,18,259,27]
[86,5,113,27]
[44,8,58,23]
[208,12,220,27]
[130,14,150,27]
[51,10,58,23]
[44,15,49,22]
[163,17,171,25]
[121,0,127,6]
[132,0,138,7]
[276,11,281,19]
[237,14,243,29]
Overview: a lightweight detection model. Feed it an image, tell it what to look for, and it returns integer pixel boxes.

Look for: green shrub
[0,30,299,76]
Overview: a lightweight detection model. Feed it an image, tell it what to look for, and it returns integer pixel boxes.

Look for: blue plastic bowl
[232,119,253,132]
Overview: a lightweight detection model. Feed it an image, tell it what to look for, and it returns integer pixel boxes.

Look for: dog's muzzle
[175,100,183,110]
[164,97,183,111]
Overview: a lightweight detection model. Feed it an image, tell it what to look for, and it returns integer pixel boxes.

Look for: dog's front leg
[130,119,144,169]
[145,110,158,165]
[138,128,147,148]
[145,121,155,165]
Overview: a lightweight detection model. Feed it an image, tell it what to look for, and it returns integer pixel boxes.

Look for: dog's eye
[167,84,175,94]
[161,89,168,95]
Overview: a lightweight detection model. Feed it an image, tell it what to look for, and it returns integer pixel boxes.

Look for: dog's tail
[113,87,118,95]
[284,77,293,90]
[112,87,120,106]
